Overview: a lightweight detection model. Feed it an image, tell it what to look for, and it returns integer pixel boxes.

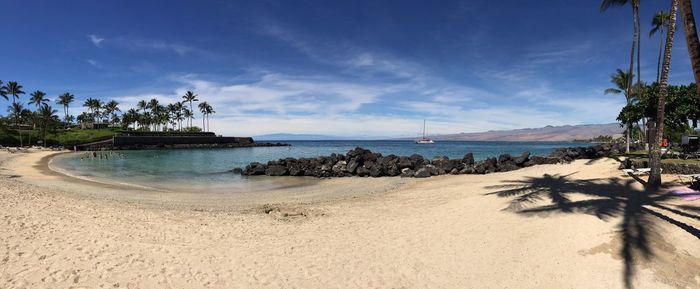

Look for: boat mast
[423,119,426,139]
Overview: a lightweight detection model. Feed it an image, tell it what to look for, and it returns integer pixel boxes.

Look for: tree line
[0,80,216,146]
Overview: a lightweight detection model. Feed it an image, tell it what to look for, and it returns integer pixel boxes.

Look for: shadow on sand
[485,173,700,289]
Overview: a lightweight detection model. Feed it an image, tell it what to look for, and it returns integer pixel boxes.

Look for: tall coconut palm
[56,92,75,127]
[605,69,635,153]
[183,108,194,131]
[28,90,49,109]
[28,90,49,130]
[198,102,208,132]
[104,100,120,126]
[601,0,641,152]
[650,10,671,83]
[0,80,6,101]
[37,105,58,146]
[3,81,26,146]
[204,103,214,132]
[679,0,700,101]
[649,0,680,188]
[181,91,198,129]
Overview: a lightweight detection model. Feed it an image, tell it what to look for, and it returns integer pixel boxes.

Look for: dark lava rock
[265,165,288,176]
[400,168,415,178]
[414,167,431,178]
[462,153,475,166]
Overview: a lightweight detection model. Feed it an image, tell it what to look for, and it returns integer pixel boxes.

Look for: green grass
[623,151,700,165]
[0,128,117,147]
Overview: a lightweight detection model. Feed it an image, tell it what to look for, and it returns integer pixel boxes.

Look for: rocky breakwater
[235,143,630,178]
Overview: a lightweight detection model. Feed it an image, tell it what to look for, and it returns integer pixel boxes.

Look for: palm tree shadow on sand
[485,173,700,289]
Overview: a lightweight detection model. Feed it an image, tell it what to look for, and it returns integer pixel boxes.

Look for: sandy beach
[1,150,699,289]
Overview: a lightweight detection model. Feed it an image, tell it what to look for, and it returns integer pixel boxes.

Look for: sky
[1,0,696,137]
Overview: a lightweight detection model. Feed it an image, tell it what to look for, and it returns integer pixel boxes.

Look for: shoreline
[5,150,414,210]
[1,149,698,288]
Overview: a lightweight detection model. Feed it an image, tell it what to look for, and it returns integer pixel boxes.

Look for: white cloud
[88,34,104,47]
[85,59,102,69]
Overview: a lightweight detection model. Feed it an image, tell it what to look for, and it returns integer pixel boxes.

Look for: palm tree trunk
[679,0,700,101]
[649,0,679,189]
[625,6,637,154]
[657,26,664,83]
[635,5,641,91]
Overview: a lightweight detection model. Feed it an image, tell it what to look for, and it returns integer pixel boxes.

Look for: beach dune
[0,150,698,289]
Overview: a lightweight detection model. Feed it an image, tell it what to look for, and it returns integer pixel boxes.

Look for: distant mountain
[419,123,624,142]
[253,133,372,141]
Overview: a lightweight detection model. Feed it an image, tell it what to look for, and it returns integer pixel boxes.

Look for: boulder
[414,167,431,178]
[346,159,360,173]
[514,151,530,166]
[243,162,266,175]
[230,167,243,174]
[398,156,413,169]
[462,153,475,166]
[332,161,348,174]
[431,156,453,172]
[265,165,288,176]
[356,166,370,177]
[369,165,384,177]
[400,168,415,178]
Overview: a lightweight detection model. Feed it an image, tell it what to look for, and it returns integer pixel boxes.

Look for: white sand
[1,150,698,289]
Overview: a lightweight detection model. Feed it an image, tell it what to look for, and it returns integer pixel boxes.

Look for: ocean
[50,140,585,192]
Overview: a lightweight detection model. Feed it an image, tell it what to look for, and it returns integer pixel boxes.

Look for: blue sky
[1,0,695,137]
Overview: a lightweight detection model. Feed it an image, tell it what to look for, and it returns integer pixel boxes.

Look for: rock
[414,167,431,178]
[398,156,413,169]
[265,165,288,176]
[356,166,370,177]
[332,161,348,174]
[400,168,415,178]
[369,165,384,177]
[462,153,475,166]
[514,151,530,166]
[346,159,360,173]
[386,164,401,176]
[431,156,453,172]
[230,167,243,174]
[243,162,266,175]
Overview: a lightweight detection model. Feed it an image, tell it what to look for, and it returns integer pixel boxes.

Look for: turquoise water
[50,140,584,192]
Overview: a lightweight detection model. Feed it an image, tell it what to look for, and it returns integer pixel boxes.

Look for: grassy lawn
[0,128,117,147]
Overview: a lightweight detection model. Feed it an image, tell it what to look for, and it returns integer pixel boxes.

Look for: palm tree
[173,102,185,131]
[104,100,120,126]
[183,108,194,131]
[205,103,214,133]
[198,102,208,132]
[37,105,58,146]
[28,91,49,130]
[56,93,75,127]
[679,0,700,101]
[605,69,634,153]
[601,0,641,147]
[650,11,671,83]
[0,80,6,101]
[3,81,26,146]
[28,90,49,109]
[649,0,680,189]
[181,91,198,129]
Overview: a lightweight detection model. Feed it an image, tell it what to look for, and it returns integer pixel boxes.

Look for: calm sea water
[50,140,585,192]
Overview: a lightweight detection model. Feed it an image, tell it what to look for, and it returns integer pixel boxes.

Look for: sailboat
[416,119,435,144]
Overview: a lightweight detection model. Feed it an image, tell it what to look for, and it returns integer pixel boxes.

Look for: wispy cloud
[85,59,102,69]
[88,34,104,47]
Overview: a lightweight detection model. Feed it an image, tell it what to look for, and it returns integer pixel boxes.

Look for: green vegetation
[1,79,217,147]
[0,128,116,147]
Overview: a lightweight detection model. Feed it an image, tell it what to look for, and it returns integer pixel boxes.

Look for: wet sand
[1,150,699,289]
